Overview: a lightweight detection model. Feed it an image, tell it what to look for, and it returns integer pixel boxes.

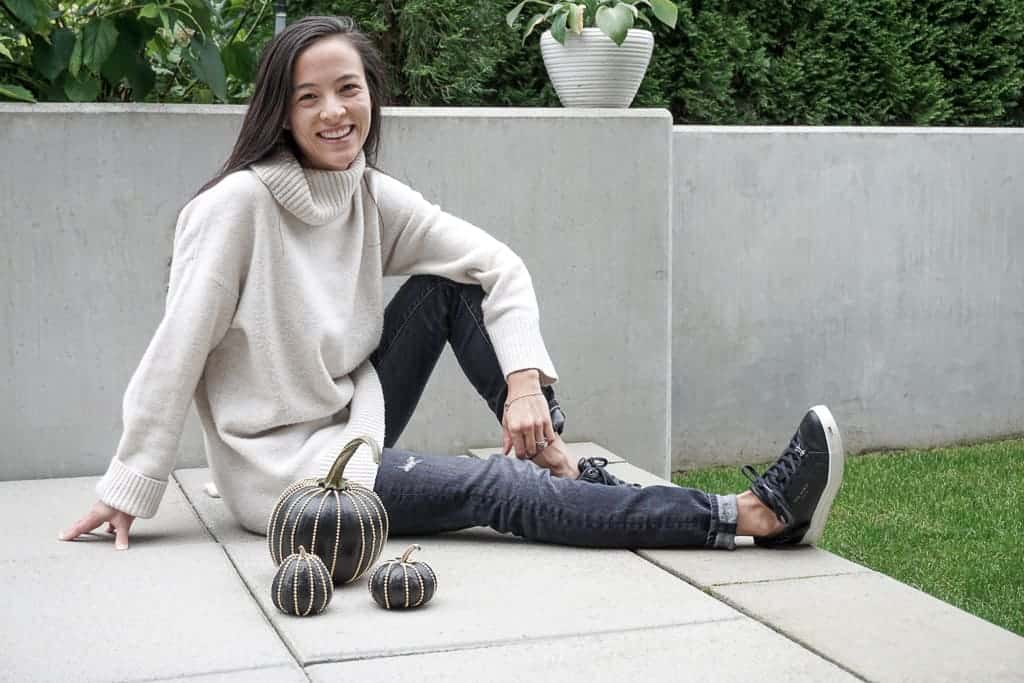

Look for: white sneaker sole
[800,404,845,545]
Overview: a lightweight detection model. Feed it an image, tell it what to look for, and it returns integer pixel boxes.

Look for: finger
[114,525,130,551]
[60,511,105,541]
[502,428,513,456]
[512,429,528,459]
[523,423,538,458]
[114,517,132,550]
[543,417,557,442]
[106,523,115,535]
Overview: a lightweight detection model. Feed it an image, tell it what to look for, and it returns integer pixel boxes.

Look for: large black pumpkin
[267,437,389,585]
[369,544,437,610]
[271,545,333,617]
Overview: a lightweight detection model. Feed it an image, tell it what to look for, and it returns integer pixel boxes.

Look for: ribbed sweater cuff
[488,316,558,385]
[95,457,168,519]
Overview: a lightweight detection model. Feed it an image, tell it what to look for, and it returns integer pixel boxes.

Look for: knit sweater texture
[95,149,557,534]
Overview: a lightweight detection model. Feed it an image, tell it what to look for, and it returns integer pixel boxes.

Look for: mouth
[317,125,356,143]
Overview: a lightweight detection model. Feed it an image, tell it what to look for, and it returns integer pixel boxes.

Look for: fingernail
[116,544,128,551]
[57,533,66,541]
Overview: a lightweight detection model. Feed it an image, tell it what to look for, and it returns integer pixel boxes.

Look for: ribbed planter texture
[540,28,654,108]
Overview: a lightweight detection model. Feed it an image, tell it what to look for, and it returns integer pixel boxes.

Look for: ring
[535,439,548,450]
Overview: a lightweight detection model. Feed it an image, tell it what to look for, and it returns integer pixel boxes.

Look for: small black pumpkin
[267,437,389,585]
[369,544,437,610]
[271,545,333,616]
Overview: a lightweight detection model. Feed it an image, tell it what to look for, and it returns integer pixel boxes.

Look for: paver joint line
[707,569,872,587]
[171,472,312,683]
[709,590,874,683]
[631,549,871,590]
[171,472,221,544]
[170,464,859,681]
[126,663,304,683]
[299,616,748,667]
[630,549,873,682]
[217,544,312,680]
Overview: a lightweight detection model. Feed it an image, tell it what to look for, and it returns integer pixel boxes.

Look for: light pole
[274,0,286,35]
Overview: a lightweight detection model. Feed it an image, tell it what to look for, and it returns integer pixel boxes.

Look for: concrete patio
[3,443,1021,683]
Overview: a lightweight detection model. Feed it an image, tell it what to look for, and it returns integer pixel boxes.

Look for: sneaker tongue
[742,466,795,525]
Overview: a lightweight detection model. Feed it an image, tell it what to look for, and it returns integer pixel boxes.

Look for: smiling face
[286,36,372,171]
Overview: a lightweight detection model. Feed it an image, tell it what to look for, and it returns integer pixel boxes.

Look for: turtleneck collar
[250,149,366,226]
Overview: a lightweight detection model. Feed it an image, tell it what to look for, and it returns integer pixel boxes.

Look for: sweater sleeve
[95,174,258,518]
[370,171,558,384]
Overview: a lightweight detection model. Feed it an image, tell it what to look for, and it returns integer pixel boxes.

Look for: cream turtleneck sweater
[95,149,558,534]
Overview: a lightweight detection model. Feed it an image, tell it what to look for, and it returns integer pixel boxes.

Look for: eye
[298,92,316,102]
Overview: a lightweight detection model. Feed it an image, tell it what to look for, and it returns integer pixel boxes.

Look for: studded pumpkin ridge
[267,437,390,585]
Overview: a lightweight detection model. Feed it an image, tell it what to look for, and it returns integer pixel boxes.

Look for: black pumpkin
[369,544,437,610]
[267,437,389,585]
[271,545,333,616]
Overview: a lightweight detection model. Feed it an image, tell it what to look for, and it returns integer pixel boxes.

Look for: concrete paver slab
[0,543,297,683]
[150,665,308,682]
[714,571,1024,682]
[0,475,209,558]
[174,468,265,545]
[605,460,674,487]
[306,619,858,682]
[224,530,741,665]
[639,545,870,587]
[467,441,625,463]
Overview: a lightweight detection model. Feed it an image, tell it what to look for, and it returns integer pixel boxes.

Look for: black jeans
[369,275,737,549]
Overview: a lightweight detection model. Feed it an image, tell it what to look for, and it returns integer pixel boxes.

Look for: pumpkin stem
[322,436,382,489]
[400,544,421,563]
[298,545,307,558]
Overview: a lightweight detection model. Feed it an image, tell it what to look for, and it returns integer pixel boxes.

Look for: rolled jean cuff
[707,493,738,550]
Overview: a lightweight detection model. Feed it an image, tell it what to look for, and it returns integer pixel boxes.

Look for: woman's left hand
[502,370,556,460]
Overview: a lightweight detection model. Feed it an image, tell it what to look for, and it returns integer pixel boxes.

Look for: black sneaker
[742,405,845,546]
[576,457,641,488]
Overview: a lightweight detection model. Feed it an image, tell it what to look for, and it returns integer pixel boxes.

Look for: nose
[320,95,345,122]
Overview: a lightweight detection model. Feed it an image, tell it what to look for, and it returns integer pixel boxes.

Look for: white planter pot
[540,28,654,108]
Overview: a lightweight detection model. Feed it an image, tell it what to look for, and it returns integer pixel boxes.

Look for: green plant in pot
[507,0,679,108]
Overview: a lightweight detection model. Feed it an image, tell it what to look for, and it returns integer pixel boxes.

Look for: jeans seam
[457,290,498,355]
[375,279,443,366]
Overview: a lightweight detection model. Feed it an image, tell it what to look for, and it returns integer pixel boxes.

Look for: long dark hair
[197,16,388,196]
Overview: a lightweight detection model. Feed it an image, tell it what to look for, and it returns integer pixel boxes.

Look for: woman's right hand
[59,500,136,550]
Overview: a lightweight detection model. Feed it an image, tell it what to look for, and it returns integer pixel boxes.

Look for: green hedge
[3,0,1022,125]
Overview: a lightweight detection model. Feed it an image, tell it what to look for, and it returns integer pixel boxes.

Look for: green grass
[673,439,1024,636]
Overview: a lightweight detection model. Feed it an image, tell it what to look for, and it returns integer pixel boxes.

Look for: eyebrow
[293,74,360,91]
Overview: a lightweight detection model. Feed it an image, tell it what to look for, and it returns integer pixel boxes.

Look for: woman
[59,16,844,552]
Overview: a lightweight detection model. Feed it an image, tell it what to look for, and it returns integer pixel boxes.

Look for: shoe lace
[578,457,610,481]
[742,436,805,525]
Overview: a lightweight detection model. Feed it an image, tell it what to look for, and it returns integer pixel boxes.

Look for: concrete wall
[4,106,1020,481]
[672,126,1024,469]
[0,104,673,481]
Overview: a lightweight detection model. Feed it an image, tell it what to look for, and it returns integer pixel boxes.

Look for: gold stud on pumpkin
[368,544,438,610]
[271,545,333,616]
[267,436,390,585]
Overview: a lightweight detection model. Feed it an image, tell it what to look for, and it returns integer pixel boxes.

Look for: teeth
[320,126,353,140]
